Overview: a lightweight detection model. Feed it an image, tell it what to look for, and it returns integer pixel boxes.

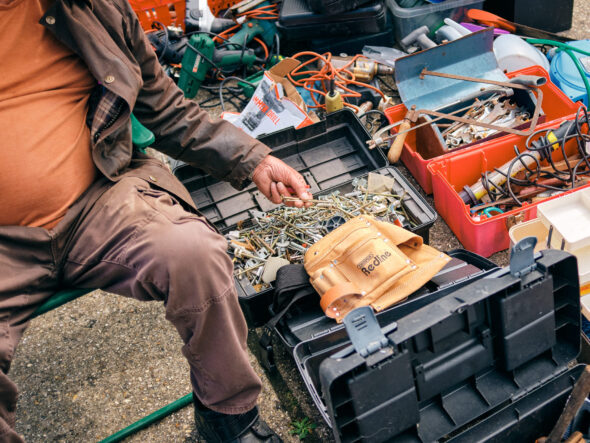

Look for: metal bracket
[510,237,538,277]
[343,306,392,358]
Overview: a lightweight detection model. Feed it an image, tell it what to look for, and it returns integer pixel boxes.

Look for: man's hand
[251,155,312,208]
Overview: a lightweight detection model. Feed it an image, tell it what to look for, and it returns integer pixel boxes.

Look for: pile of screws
[441,94,530,148]
[227,177,418,293]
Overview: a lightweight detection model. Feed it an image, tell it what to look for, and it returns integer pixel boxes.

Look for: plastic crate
[129,0,186,31]
[428,117,590,257]
[384,66,580,194]
[386,0,483,43]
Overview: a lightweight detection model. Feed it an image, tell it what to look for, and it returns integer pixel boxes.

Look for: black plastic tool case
[277,0,387,40]
[174,111,437,327]
[282,11,394,56]
[274,250,497,354]
[294,246,582,442]
[307,0,374,14]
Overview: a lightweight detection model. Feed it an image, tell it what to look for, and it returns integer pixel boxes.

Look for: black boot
[193,395,282,443]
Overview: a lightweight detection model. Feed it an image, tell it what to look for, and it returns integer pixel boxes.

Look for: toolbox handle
[510,237,538,277]
[331,307,397,359]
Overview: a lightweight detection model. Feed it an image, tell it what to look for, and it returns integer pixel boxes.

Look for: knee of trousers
[140,217,237,314]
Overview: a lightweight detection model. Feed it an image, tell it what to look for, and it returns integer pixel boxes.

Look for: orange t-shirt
[0,0,98,229]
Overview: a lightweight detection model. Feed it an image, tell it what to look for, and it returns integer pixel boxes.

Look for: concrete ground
[10,2,588,442]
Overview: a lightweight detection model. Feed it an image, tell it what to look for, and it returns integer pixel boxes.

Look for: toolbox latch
[510,237,538,278]
[343,306,393,358]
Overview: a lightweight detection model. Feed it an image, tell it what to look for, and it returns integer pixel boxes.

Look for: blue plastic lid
[549,40,590,93]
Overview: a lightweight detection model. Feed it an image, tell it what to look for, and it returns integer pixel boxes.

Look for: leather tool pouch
[304,216,450,322]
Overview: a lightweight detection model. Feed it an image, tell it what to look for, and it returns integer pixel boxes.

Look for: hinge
[343,306,393,358]
[512,365,570,402]
[510,237,538,278]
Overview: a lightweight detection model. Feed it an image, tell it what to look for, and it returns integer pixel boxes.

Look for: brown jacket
[41,0,271,209]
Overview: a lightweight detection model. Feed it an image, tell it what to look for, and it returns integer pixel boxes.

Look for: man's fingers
[270,182,282,204]
[285,172,312,201]
[277,182,303,208]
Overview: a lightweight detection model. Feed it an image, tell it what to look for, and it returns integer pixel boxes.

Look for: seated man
[0,0,312,441]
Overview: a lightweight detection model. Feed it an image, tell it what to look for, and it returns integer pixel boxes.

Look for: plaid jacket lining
[87,86,125,142]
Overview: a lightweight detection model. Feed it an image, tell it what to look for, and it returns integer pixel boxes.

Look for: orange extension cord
[287,52,386,112]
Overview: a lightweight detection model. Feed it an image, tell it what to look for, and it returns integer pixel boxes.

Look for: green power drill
[178,8,277,99]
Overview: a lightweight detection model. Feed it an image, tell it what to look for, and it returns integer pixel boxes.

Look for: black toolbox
[277,0,388,41]
[282,13,395,68]
[273,249,497,354]
[483,0,573,33]
[292,240,582,442]
[307,0,375,15]
[257,249,498,373]
[173,110,438,327]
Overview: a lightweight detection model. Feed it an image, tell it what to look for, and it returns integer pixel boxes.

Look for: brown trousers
[0,173,262,442]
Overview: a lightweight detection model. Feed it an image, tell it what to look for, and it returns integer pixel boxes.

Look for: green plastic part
[239,71,265,98]
[178,34,216,99]
[130,113,155,152]
[98,393,193,443]
[31,288,91,319]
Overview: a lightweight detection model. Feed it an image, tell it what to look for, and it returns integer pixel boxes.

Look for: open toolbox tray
[174,111,433,327]
[384,56,579,194]
[173,110,386,232]
[294,244,582,442]
[237,166,437,327]
[272,249,497,356]
[427,115,590,257]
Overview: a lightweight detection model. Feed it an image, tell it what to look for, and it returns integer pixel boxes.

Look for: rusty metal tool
[369,70,544,150]
[416,69,543,136]
[537,365,590,443]
[367,99,496,150]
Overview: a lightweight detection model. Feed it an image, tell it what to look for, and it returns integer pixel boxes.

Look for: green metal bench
[28,117,193,443]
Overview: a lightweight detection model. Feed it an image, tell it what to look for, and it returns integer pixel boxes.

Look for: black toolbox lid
[174,110,387,231]
[281,249,497,352]
[279,0,386,27]
[318,246,581,442]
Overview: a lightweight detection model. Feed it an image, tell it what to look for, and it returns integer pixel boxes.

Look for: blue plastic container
[549,39,590,106]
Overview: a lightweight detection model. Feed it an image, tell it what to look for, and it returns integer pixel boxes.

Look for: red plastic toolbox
[428,115,590,257]
[384,65,580,194]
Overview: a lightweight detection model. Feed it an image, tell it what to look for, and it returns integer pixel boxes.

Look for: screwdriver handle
[388,119,411,163]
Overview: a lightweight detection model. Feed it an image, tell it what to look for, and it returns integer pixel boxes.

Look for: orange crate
[427,116,590,257]
[129,0,186,31]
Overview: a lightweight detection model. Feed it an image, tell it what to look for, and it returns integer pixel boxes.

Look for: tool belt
[304,216,451,322]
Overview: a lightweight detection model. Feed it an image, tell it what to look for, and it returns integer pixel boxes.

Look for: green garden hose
[526,38,590,105]
[98,393,193,443]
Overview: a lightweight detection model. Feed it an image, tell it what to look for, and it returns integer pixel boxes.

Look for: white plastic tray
[538,188,590,250]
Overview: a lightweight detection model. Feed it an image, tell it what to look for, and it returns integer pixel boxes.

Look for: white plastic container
[493,34,551,73]
[537,188,590,286]
[509,218,550,253]
[386,0,484,43]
